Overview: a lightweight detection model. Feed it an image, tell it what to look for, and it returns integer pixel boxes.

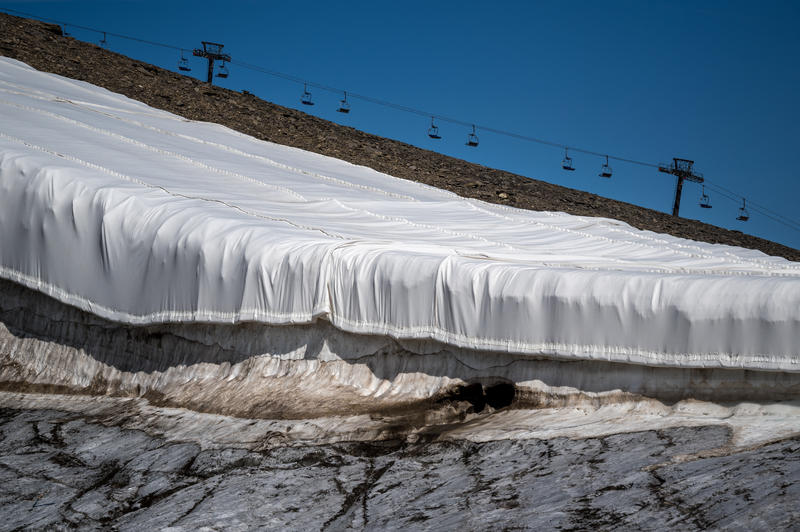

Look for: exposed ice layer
[0,57,799,371]
[3,392,800,453]
[2,278,799,423]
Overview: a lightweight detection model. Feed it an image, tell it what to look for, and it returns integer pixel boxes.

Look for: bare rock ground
[1,405,798,531]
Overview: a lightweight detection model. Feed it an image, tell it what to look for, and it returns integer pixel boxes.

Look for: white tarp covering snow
[1,57,798,371]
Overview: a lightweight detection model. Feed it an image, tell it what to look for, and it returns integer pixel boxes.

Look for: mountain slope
[1,12,797,262]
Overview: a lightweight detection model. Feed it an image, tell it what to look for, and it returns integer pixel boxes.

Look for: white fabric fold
[1,57,798,371]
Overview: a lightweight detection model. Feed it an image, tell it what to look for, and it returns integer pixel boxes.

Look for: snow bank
[1,57,798,372]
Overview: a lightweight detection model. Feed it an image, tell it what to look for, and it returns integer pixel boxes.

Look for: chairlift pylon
[699,185,712,209]
[466,125,479,147]
[562,148,575,171]
[599,155,612,178]
[337,91,350,113]
[737,198,749,221]
[216,61,229,78]
[427,117,441,139]
[178,50,191,72]
[301,83,314,106]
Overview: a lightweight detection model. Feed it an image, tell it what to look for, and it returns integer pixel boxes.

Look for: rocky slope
[1,11,797,262]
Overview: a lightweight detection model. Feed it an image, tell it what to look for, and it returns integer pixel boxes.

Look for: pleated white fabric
[1,57,798,371]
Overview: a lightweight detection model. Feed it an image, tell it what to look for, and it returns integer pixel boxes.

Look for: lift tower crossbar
[658,158,704,217]
[192,42,231,85]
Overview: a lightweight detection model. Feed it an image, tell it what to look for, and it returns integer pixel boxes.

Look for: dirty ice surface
[0,393,798,530]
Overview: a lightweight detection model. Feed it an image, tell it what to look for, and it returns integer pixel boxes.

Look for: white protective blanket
[1,57,798,371]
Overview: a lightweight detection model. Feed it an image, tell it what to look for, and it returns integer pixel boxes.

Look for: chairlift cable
[701,183,800,233]
[702,182,800,231]
[705,179,799,227]
[229,58,662,167]
[2,8,184,51]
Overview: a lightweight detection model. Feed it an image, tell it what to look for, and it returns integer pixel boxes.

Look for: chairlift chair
[466,125,479,147]
[699,185,712,209]
[178,50,191,72]
[216,62,229,78]
[99,32,107,47]
[337,91,351,113]
[737,198,749,221]
[427,117,441,139]
[561,148,575,171]
[599,155,612,178]
[301,83,314,106]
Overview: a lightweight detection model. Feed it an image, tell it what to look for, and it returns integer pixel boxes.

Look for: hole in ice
[456,382,486,412]
[484,382,516,410]
[443,381,516,413]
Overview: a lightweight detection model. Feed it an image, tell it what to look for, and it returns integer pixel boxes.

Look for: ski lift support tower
[192,41,231,85]
[658,158,704,217]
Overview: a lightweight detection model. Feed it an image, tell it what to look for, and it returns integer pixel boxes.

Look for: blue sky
[4,0,800,250]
